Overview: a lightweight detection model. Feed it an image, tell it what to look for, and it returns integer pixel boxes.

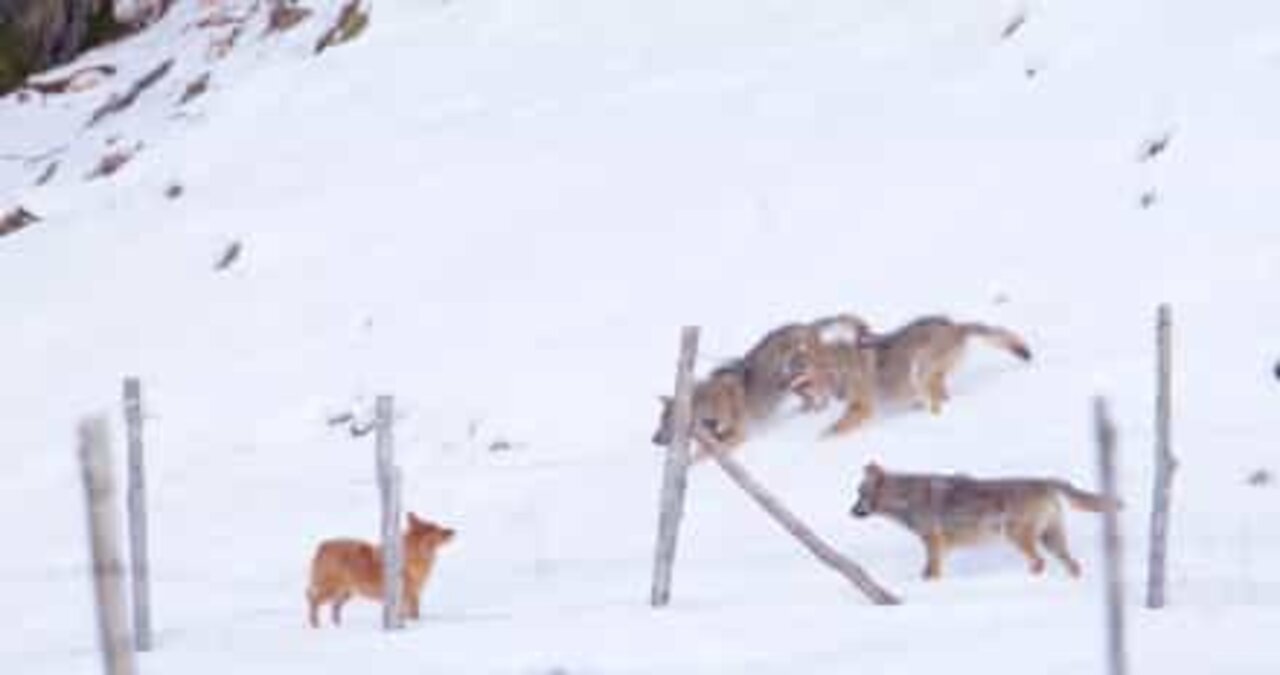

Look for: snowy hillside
[3,0,1280,672]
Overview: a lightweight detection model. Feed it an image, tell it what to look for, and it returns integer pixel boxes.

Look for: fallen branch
[709,452,901,605]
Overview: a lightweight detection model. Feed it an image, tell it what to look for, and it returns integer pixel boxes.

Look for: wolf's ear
[407,512,424,527]
[658,395,672,406]
[864,462,884,477]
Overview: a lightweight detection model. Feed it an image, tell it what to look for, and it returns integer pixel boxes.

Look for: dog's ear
[658,395,672,406]
[864,462,884,478]
[407,512,424,528]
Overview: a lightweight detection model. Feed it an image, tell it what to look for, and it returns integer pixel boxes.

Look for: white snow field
[3,0,1280,672]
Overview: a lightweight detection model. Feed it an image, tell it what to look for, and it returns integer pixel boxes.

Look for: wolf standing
[849,463,1118,579]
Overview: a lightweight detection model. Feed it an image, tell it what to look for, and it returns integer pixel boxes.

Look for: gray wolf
[850,462,1117,579]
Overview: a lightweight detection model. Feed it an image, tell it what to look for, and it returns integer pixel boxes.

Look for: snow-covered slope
[3,0,1280,672]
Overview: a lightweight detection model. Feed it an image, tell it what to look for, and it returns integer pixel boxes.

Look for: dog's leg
[307,589,324,628]
[404,588,421,620]
[331,591,351,625]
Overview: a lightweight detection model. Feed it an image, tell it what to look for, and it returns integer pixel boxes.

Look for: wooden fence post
[1147,304,1176,609]
[79,416,138,675]
[122,377,152,651]
[650,326,699,607]
[1094,398,1127,675]
[709,453,900,605]
[375,394,403,630]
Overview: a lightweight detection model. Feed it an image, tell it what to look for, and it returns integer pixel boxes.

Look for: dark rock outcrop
[1,0,127,94]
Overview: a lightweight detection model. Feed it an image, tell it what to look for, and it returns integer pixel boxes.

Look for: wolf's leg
[1010,528,1046,575]
[925,369,950,414]
[931,366,952,404]
[908,358,930,411]
[791,372,829,412]
[1040,520,1082,577]
[827,398,872,436]
[923,531,946,579]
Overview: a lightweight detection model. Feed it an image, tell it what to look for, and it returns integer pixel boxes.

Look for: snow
[3,0,1280,672]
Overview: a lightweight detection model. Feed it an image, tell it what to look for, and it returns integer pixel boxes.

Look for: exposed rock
[214,240,242,271]
[178,71,209,104]
[1,0,131,95]
[86,142,139,179]
[0,205,40,237]
[86,57,172,126]
[265,0,311,35]
[314,0,367,54]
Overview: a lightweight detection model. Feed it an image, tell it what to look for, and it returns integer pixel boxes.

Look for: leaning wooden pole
[79,416,138,675]
[122,377,153,651]
[650,326,699,607]
[1094,397,1127,675]
[375,395,403,630]
[709,453,900,605]
[1146,304,1176,609]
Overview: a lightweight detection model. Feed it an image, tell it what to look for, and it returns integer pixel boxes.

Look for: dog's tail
[961,322,1032,361]
[1051,481,1122,512]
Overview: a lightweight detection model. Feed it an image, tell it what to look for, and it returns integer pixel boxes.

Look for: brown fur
[791,313,878,436]
[651,319,836,457]
[306,512,455,627]
[860,315,1031,415]
[850,463,1118,579]
[652,360,751,458]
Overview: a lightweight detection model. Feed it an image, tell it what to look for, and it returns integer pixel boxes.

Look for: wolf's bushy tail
[961,322,1032,361]
[1052,481,1122,512]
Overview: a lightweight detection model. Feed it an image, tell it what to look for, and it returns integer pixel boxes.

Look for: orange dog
[306,512,455,627]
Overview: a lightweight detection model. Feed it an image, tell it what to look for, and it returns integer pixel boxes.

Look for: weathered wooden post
[375,394,403,630]
[1147,304,1176,609]
[650,326,699,607]
[122,377,152,651]
[1094,397,1127,675]
[709,453,900,604]
[79,416,138,675]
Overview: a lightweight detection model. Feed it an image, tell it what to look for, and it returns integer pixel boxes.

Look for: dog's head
[850,462,887,518]
[405,512,456,557]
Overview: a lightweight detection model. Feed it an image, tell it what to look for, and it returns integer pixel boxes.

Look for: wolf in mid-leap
[858,315,1031,415]
[651,320,830,457]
